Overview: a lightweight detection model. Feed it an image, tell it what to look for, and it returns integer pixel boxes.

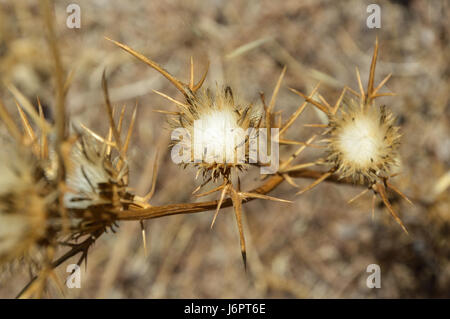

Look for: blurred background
[0,0,448,298]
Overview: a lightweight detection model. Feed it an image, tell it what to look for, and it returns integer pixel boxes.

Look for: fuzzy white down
[64,147,111,209]
[193,109,246,164]
[336,114,384,166]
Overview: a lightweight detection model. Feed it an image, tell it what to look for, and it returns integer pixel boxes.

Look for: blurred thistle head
[0,141,48,263]
[327,99,401,185]
[64,130,134,214]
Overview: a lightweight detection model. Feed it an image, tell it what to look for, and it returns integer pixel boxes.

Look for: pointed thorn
[210,185,229,229]
[367,37,379,98]
[192,61,209,92]
[242,250,247,272]
[189,56,194,89]
[289,87,330,114]
[104,37,187,95]
[376,183,409,235]
[355,67,365,102]
[268,65,287,113]
[348,188,370,204]
[296,171,332,195]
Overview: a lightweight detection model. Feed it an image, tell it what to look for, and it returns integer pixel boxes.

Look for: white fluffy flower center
[336,114,384,167]
[193,109,246,164]
[64,146,111,209]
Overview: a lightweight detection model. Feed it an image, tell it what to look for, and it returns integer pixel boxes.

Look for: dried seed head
[105,39,268,182]
[64,132,133,212]
[327,99,401,184]
[0,141,48,263]
[171,87,262,181]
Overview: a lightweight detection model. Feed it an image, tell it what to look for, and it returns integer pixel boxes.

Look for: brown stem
[116,169,358,221]
[118,174,284,220]
[16,230,103,298]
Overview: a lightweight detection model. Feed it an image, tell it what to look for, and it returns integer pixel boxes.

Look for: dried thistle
[0,13,418,296]
[174,86,263,182]
[105,38,295,268]
[291,38,411,233]
[1,1,154,297]
[64,131,131,211]
[0,141,49,264]
[0,53,148,297]
[63,120,153,237]
[0,92,63,274]
[0,87,153,297]
[107,38,264,183]
[327,99,401,185]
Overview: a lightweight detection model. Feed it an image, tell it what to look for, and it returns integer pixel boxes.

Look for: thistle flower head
[172,87,262,181]
[64,132,132,212]
[288,38,410,234]
[0,141,48,263]
[105,38,269,183]
[327,99,401,184]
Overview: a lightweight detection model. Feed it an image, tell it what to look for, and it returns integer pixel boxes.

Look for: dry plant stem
[15,168,369,298]
[116,169,356,221]
[0,99,22,141]
[40,0,71,236]
[16,230,104,298]
[40,0,65,173]
[119,174,283,220]
[19,247,56,299]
